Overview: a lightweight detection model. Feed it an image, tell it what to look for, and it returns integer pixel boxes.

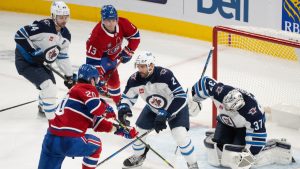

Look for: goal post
[211,25,300,128]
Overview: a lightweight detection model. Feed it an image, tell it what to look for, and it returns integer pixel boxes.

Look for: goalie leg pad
[254,139,293,167]
[39,79,57,120]
[221,144,254,169]
[203,134,221,167]
[171,127,197,164]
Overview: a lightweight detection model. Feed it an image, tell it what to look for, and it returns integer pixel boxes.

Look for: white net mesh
[214,26,300,111]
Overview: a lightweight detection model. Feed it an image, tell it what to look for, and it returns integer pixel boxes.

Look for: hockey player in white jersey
[191,76,294,169]
[14,1,74,119]
[117,51,199,169]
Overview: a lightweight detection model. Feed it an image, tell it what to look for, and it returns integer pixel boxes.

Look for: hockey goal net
[211,26,300,128]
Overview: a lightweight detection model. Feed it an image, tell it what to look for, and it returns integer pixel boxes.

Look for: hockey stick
[115,119,174,168]
[174,48,214,154]
[200,48,214,80]
[44,64,66,80]
[0,100,37,112]
[96,129,153,167]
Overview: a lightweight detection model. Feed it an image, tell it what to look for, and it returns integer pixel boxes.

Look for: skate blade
[122,164,143,169]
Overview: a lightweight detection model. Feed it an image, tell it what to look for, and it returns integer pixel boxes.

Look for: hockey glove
[117,103,132,126]
[31,48,44,64]
[103,102,116,119]
[154,109,168,133]
[114,124,138,139]
[119,46,133,63]
[64,74,77,89]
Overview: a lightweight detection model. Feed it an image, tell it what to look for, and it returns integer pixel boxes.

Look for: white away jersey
[121,66,187,116]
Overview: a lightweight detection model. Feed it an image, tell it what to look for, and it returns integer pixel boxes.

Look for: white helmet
[135,51,155,67]
[51,1,70,18]
[222,89,245,111]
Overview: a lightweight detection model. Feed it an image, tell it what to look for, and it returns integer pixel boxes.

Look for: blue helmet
[77,64,99,83]
[101,5,118,20]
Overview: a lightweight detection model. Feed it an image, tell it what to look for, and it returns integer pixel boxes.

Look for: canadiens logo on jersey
[49,36,54,41]
[139,88,144,94]
[146,94,167,109]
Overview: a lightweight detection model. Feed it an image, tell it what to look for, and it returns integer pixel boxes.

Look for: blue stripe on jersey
[86,57,101,66]
[65,99,92,117]
[246,133,267,137]
[57,53,68,59]
[201,76,209,97]
[83,157,98,165]
[16,44,34,63]
[246,141,266,146]
[20,27,29,38]
[86,98,101,114]
[172,86,183,93]
[127,30,140,39]
[108,88,120,95]
[174,93,187,98]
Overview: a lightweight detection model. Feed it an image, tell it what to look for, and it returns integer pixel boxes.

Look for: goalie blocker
[204,132,294,169]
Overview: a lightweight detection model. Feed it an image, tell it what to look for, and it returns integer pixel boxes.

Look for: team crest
[130,73,137,80]
[146,94,167,109]
[43,19,50,26]
[139,88,144,94]
[219,114,235,127]
[49,36,54,41]
[215,86,223,95]
[248,107,257,115]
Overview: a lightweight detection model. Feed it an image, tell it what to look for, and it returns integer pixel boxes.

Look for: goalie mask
[223,89,245,111]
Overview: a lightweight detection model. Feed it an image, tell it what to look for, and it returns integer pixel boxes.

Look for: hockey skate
[187,162,199,169]
[122,146,149,169]
[37,105,46,118]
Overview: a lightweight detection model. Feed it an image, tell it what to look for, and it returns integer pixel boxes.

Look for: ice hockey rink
[0,11,300,169]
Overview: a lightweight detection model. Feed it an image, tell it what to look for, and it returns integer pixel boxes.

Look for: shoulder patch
[130,72,137,80]
[160,68,168,75]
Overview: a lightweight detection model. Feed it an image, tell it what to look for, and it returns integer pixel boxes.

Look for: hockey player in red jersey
[86,5,140,104]
[38,64,138,169]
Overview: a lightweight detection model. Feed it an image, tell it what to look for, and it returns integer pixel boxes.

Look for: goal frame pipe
[212,25,300,128]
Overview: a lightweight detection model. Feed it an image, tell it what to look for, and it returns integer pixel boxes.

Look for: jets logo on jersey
[219,114,236,127]
[146,94,167,109]
[248,107,257,115]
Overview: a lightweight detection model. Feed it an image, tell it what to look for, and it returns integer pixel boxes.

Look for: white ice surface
[0,11,299,169]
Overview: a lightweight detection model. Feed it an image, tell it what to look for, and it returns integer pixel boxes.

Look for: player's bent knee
[39,79,57,119]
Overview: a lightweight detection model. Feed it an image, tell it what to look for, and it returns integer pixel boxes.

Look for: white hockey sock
[39,79,57,120]
[171,127,197,164]
[132,127,148,156]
